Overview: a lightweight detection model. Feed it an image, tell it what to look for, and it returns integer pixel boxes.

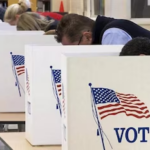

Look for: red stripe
[16,66,25,69]
[100,106,149,116]
[98,103,120,110]
[17,69,24,73]
[100,107,124,115]
[119,97,140,102]
[117,95,138,99]
[57,85,61,88]
[18,72,25,76]
[58,89,61,92]
[101,110,150,120]
[121,103,147,110]
[116,92,134,96]
[121,101,145,106]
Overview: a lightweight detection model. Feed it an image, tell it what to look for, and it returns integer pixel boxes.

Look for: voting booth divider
[0,34,59,112]
[0,24,16,31]
[25,45,62,145]
[24,45,122,146]
[0,31,44,35]
[61,49,150,150]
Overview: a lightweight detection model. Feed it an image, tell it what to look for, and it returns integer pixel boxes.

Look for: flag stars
[12,55,25,66]
[52,70,61,83]
[92,88,120,104]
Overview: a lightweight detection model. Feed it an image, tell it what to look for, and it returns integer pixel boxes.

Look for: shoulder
[102,28,132,45]
[103,28,131,36]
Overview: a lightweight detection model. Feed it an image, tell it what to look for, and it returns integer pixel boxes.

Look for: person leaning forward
[55,14,150,45]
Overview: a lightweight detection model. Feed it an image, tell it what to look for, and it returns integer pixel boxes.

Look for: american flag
[26,69,30,96]
[52,69,62,98]
[51,66,62,115]
[62,84,66,118]
[62,99,66,117]
[12,55,25,76]
[91,87,150,120]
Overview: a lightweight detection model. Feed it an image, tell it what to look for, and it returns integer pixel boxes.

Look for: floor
[0,138,12,150]
[0,124,25,150]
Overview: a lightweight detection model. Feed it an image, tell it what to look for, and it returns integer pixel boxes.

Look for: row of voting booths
[25,45,150,149]
[1,21,150,150]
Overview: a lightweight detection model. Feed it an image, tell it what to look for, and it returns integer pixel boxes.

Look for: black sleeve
[26,8,32,12]
[45,19,59,31]
[49,20,59,30]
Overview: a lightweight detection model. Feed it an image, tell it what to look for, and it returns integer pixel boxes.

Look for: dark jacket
[26,8,32,12]
[0,7,5,22]
[92,15,150,44]
[45,16,59,31]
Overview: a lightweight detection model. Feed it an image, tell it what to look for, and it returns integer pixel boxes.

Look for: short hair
[17,12,54,31]
[55,13,95,43]
[120,37,150,56]
[4,0,31,23]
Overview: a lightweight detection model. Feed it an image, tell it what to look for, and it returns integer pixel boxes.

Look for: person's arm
[101,28,132,45]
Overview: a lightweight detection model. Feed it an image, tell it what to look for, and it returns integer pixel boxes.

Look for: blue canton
[12,55,25,66]
[52,70,61,83]
[92,88,120,104]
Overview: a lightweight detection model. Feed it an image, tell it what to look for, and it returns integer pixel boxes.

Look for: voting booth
[24,45,122,146]
[0,34,58,112]
[61,49,150,150]
[25,45,62,145]
[0,31,44,35]
[0,24,16,31]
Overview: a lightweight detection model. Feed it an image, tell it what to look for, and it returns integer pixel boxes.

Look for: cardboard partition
[61,52,150,150]
[25,45,62,145]
[24,45,122,146]
[0,31,44,35]
[0,35,59,112]
[0,25,16,31]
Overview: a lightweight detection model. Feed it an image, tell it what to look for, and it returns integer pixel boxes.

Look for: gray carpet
[0,138,12,150]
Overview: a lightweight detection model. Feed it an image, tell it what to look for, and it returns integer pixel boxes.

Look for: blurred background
[0,0,150,30]
[1,0,150,23]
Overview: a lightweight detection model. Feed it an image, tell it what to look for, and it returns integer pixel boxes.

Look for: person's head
[120,37,150,56]
[4,0,31,25]
[17,12,54,31]
[55,13,95,45]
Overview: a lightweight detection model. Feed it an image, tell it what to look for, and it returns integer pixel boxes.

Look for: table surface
[0,113,25,123]
[0,132,61,150]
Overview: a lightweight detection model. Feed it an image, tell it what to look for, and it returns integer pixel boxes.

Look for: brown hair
[55,13,95,43]
[4,0,30,23]
[17,12,54,31]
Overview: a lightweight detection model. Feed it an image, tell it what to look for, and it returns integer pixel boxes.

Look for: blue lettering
[125,127,137,143]
[138,127,149,142]
[114,128,125,143]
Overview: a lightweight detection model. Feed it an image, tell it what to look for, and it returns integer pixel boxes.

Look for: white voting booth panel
[25,45,62,146]
[0,35,58,112]
[0,25,16,31]
[0,22,11,26]
[25,45,122,146]
[61,53,150,150]
[0,31,44,35]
